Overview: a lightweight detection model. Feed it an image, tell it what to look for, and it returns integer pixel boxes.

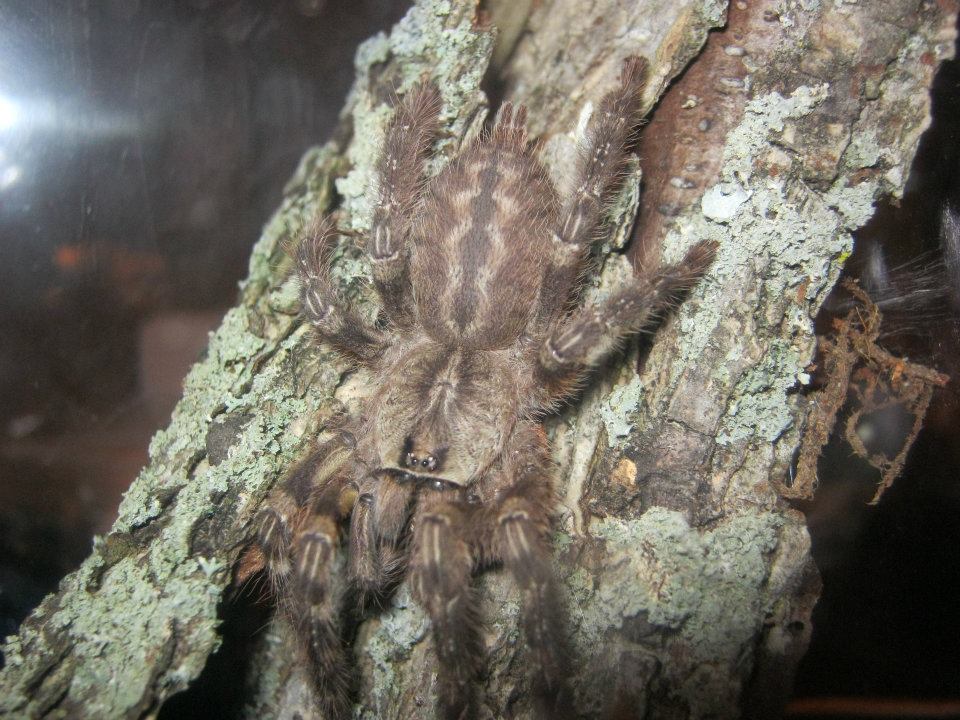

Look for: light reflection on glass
[0,163,22,191]
[0,94,20,131]
[0,147,21,191]
[0,91,140,139]
[0,88,142,194]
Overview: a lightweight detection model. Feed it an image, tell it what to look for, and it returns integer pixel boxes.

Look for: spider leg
[410,489,482,720]
[490,101,529,150]
[535,56,649,329]
[533,240,717,407]
[297,216,388,366]
[348,475,415,603]
[251,433,359,719]
[478,423,574,719]
[370,81,442,330]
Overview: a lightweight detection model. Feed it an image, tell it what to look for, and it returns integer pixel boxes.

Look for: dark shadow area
[791,9,960,716]
[156,584,272,720]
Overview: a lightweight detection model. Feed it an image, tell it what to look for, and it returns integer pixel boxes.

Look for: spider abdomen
[412,144,559,349]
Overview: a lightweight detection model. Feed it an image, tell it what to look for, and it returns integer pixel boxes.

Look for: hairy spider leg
[534,240,718,405]
[479,422,574,720]
[370,81,443,330]
[534,56,649,330]
[297,216,388,365]
[409,490,483,720]
[348,474,416,604]
[253,433,359,720]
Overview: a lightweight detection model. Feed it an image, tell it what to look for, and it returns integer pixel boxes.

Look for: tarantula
[248,56,716,719]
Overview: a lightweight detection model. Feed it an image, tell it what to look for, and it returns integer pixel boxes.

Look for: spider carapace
[247,56,716,720]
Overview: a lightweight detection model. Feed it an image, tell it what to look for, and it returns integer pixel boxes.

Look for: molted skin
[249,56,718,720]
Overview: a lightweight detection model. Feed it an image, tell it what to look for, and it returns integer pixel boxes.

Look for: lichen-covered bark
[0,1,954,719]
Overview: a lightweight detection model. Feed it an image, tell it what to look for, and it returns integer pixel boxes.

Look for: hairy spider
[248,56,716,720]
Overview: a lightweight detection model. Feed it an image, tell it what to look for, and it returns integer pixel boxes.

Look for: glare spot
[0,95,19,131]
[0,164,21,191]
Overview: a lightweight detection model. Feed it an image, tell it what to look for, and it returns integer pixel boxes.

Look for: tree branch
[1,1,954,718]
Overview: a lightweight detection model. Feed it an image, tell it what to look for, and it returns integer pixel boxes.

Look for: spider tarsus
[254,507,290,568]
[665,239,720,286]
[303,610,356,720]
[491,101,529,149]
[536,236,718,400]
[618,55,649,95]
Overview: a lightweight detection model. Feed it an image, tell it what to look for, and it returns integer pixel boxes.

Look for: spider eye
[405,452,418,467]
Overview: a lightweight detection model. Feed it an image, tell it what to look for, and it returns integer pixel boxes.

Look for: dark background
[0,2,958,718]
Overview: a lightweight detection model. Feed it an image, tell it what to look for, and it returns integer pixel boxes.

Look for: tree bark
[0,1,954,718]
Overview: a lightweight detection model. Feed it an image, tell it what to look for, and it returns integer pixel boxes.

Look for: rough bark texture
[0,1,955,719]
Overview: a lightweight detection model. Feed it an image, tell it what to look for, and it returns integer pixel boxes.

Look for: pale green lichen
[577,509,780,647]
[843,129,883,170]
[358,587,431,716]
[705,0,729,24]
[723,84,829,184]
[598,373,646,447]
[823,174,880,228]
[716,338,805,445]
[659,80,913,453]
[650,85,854,451]
[562,509,782,713]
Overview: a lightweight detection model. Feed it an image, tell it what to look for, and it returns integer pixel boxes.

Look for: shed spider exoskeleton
[248,56,716,719]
